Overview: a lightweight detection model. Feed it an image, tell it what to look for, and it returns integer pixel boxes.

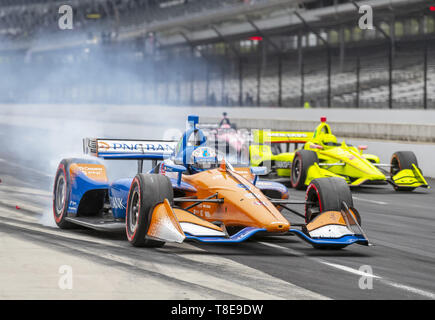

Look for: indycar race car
[250,117,429,191]
[199,115,251,164]
[53,115,369,249]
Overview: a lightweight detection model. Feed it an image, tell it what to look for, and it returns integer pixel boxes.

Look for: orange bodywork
[173,208,223,232]
[306,211,346,232]
[178,167,290,233]
[148,199,185,238]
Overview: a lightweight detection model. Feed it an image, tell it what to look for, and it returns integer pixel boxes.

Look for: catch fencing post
[356,52,360,108]
[294,11,331,108]
[247,19,284,107]
[424,40,428,110]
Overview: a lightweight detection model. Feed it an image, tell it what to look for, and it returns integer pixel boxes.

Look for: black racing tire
[53,158,103,229]
[390,151,419,192]
[125,174,174,248]
[53,159,75,229]
[291,150,318,190]
[304,177,354,224]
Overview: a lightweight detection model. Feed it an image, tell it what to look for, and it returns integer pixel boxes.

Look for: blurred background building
[0,0,434,108]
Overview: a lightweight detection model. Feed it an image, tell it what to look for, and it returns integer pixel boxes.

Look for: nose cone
[368,173,386,180]
[216,184,291,233]
[264,220,290,233]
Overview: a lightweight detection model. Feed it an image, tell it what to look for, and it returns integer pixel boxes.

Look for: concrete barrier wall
[201,117,435,143]
[2,104,435,142]
[196,108,435,143]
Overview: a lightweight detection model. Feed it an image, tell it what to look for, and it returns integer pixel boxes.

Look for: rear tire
[291,150,318,190]
[53,159,75,229]
[53,158,105,229]
[390,151,419,191]
[126,174,174,247]
[304,177,354,224]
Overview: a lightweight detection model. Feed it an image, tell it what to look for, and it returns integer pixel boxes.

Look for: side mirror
[162,163,186,185]
[250,166,267,186]
[163,163,187,173]
[250,166,267,176]
[310,144,324,150]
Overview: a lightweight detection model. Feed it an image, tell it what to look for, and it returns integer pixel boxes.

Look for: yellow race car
[250,118,429,191]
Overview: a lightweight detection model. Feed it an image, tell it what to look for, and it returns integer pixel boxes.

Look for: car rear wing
[253,130,313,144]
[83,138,177,160]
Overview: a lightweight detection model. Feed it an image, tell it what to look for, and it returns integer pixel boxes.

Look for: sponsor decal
[71,164,108,182]
[98,140,176,154]
[275,161,291,169]
[253,200,269,207]
[98,141,111,150]
[68,200,78,213]
[110,197,125,209]
[192,147,216,162]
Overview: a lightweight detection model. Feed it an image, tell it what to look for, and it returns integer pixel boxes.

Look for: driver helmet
[189,147,218,172]
[321,134,337,145]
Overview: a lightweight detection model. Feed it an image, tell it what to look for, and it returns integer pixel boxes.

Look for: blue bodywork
[108,178,132,219]
[67,169,109,215]
[255,180,289,199]
[290,229,369,246]
[185,227,368,246]
[185,227,266,243]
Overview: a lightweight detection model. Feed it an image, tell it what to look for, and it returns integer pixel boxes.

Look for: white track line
[381,280,435,299]
[319,261,380,279]
[353,196,388,205]
[260,242,435,300]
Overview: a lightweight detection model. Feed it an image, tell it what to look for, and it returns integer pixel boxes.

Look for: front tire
[126,174,174,247]
[291,150,318,190]
[304,177,360,250]
[305,177,355,224]
[390,151,419,191]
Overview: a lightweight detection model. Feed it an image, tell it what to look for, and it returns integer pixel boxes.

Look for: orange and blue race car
[53,116,369,249]
[250,117,429,191]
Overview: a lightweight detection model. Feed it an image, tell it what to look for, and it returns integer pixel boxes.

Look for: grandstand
[0,0,434,109]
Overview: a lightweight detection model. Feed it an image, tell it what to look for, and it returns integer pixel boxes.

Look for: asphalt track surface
[0,107,434,300]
